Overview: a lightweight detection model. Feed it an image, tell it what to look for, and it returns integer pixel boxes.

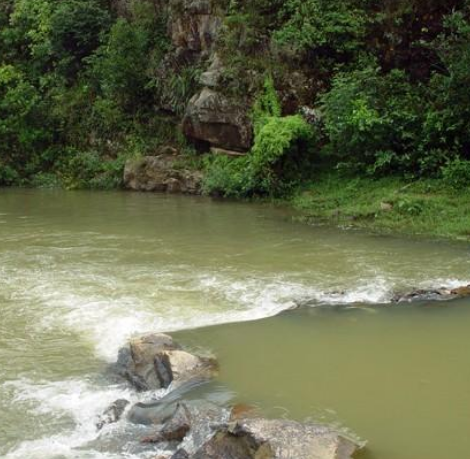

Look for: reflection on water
[0,188,469,458]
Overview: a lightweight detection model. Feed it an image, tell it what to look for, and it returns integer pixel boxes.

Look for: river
[1,188,469,458]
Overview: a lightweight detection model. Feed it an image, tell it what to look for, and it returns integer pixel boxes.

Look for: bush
[49,0,111,77]
[204,76,315,197]
[88,18,151,110]
[274,0,367,60]
[8,0,110,79]
[202,155,252,198]
[55,148,129,189]
[249,115,315,193]
[0,64,51,182]
[321,66,425,175]
[423,11,470,158]
[441,158,470,190]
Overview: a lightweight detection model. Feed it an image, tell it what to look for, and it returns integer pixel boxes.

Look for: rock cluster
[391,284,470,303]
[102,332,363,459]
[180,417,360,459]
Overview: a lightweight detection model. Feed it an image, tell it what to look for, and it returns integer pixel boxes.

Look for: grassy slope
[288,174,470,241]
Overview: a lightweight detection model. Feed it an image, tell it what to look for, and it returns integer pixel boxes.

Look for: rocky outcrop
[96,399,130,430]
[199,53,223,88]
[134,397,361,459]
[183,88,252,151]
[392,284,470,303]
[169,417,361,459]
[123,155,203,194]
[116,333,217,391]
[169,0,223,56]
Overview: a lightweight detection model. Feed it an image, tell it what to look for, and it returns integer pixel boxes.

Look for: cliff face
[112,0,254,152]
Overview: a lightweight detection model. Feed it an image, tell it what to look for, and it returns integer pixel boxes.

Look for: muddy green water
[1,189,470,459]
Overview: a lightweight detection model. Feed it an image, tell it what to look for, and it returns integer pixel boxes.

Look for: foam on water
[3,378,140,459]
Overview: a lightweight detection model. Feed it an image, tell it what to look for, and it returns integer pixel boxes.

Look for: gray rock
[128,399,178,426]
[96,399,130,430]
[392,285,470,303]
[116,333,217,392]
[142,402,191,442]
[169,0,222,55]
[141,398,230,451]
[199,54,223,88]
[174,400,231,455]
[182,417,362,459]
[183,88,252,152]
[123,155,203,194]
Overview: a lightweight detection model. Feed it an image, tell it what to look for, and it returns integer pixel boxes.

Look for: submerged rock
[96,399,130,430]
[392,284,470,303]
[123,155,203,194]
[128,399,178,426]
[142,402,191,442]
[116,333,217,392]
[141,399,230,450]
[173,417,362,459]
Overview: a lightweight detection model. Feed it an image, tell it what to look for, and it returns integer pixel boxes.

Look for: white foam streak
[4,378,138,459]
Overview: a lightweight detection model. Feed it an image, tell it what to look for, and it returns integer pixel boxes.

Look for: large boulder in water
[123,154,203,194]
[172,417,362,459]
[116,333,217,391]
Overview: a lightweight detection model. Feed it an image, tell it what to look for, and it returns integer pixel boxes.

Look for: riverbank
[286,174,470,242]
[120,150,470,242]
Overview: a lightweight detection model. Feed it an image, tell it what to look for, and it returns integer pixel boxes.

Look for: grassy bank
[287,175,470,241]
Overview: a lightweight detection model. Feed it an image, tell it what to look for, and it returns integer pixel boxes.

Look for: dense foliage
[0,0,177,188]
[216,0,470,187]
[1,0,470,190]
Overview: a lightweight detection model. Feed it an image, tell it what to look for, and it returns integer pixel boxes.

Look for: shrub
[8,0,110,78]
[249,115,314,193]
[49,0,111,77]
[274,0,367,60]
[202,155,252,198]
[441,158,470,190]
[321,66,425,175]
[251,75,281,135]
[88,18,151,110]
[0,64,50,182]
[55,148,129,189]
[204,76,315,197]
[423,11,470,158]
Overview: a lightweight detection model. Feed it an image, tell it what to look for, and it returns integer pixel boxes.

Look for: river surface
[1,189,469,459]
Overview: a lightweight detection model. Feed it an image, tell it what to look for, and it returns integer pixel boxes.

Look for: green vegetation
[290,174,470,240]
[0,0,187,188]
[203,76,315,197]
